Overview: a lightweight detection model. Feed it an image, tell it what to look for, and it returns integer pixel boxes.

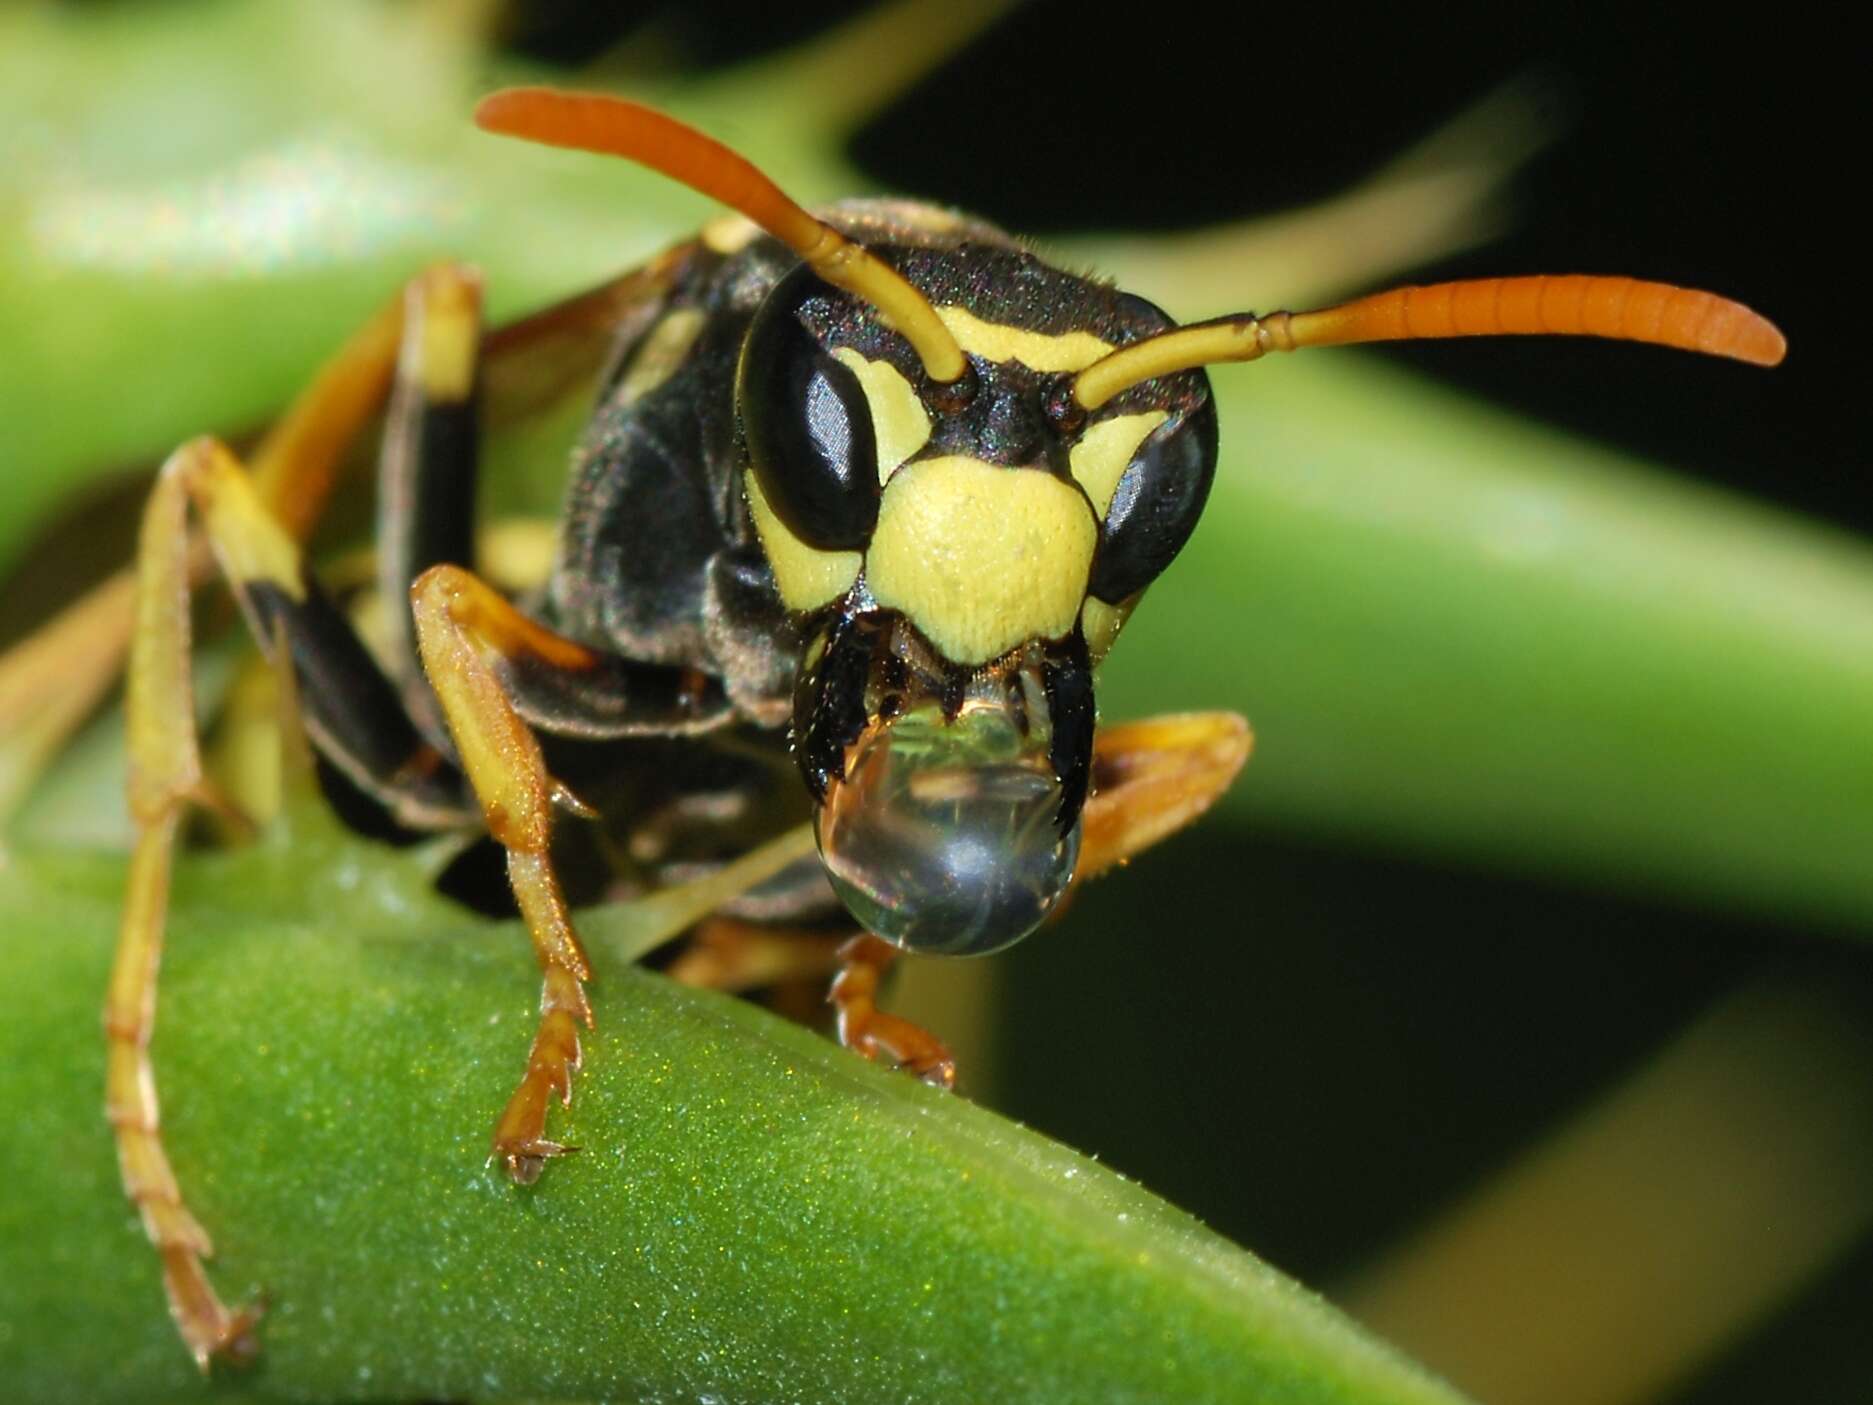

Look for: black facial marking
[792,609,886,800]
[910,355,1068,474]
[1041,630,1095,833]
[1088,394,1219,604]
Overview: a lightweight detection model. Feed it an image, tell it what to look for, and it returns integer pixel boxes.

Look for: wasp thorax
[815,700,1080,956]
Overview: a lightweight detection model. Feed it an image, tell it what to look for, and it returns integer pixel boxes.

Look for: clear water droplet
[816,702,1079,955]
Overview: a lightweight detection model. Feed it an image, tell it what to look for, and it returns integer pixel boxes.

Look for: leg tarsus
[107,745,263,1373]
[830,935,956,1089]
[489,959,591,1182]
[162,1248,263,1372]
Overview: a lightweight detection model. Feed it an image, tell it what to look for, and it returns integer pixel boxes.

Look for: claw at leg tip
[507,1154,543,1185]
[497,1139,580,1184]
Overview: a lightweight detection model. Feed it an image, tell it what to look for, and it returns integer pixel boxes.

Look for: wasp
[93,86,1785,1367]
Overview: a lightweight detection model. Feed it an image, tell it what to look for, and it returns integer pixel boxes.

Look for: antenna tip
[1734,309,1788,367]
[473,86,549,136]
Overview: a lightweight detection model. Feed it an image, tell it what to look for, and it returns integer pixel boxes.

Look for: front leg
[410,566,642,1181]
[830,935,958,1088]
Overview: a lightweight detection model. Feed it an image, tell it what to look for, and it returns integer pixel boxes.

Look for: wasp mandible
[101,86,1785,1367]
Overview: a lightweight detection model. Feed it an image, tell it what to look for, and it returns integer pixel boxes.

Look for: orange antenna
[475,87,969,384]
[1072,275,1786,411]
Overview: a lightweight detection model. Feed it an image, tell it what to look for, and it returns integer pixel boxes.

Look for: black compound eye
[739,272,879,552]
[1087,393,1219,604]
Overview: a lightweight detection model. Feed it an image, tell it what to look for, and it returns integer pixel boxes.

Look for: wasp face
[737,244,1219,955]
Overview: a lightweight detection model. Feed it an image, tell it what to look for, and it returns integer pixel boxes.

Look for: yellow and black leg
[106,436,474,1369]
[110,259,736,1364]
[1,257,673,828]
[376,267,485,738]
[105,262,500,1370]
[0,294,402,830]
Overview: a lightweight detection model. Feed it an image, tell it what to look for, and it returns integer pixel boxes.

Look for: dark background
[495,3,1868,1402]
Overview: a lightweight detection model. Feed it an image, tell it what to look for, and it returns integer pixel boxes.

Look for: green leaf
[0,836,1469,1405]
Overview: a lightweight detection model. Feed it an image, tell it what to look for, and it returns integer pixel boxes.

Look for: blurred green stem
[1341,978,1873,1405]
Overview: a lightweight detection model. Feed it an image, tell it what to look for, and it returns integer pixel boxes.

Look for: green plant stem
[0,838,1469,1405]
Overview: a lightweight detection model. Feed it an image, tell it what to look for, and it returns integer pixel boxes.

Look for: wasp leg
[109,433,482,1369]
[830,935,957,1089]
[376,265,484,742]
[405,566,607,1180]
[2,257,680,830]
[408,564,745,1179]
[664,922,950,1084]
[1,283,411,831]
[1077,712,1253,881]
[666,916,846,993]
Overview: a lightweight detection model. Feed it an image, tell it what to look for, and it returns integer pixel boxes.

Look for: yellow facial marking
[832,348,931,484]
[1080,594,1137,666]
[745,469,861,612]
[618,307,706,406]
[1069,411,1167,519]
[936,305,1113,373]
[866,457,1097,665]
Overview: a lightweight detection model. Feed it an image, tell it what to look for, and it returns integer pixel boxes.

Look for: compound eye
[815,705,1080,956]
[1087,393,1218,604]
[740,277,880,552]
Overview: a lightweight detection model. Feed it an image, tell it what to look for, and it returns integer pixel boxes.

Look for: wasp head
[738,234,1219,954]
